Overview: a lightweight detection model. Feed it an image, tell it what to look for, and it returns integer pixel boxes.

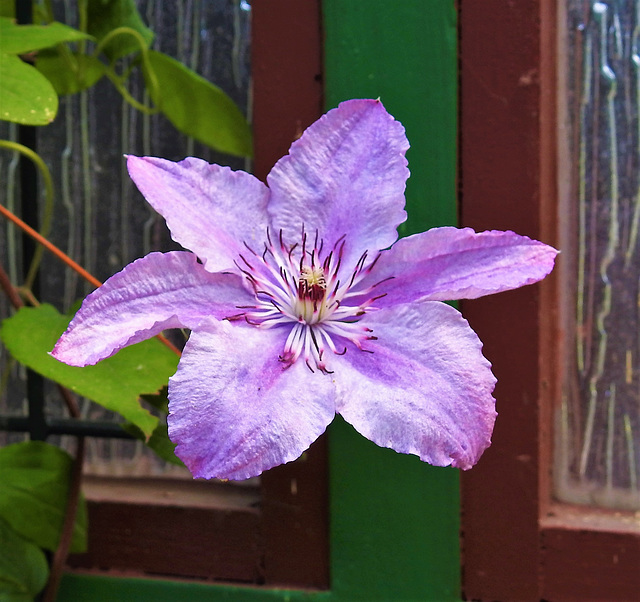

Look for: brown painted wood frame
[67,1,329,589]
[459,1,640,600]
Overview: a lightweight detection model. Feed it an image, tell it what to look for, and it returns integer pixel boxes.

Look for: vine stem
[0,262,23,309]
[42,436,85,602]
[93,26,162,115]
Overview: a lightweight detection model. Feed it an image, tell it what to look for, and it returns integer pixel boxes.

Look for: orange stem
[0,202,101,287]
[0,203,181,356]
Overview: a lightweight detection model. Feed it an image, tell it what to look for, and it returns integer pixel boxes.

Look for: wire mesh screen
[559,0,640,510]
[0,0,252,477]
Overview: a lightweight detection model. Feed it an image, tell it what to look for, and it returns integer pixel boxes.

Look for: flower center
[299,266,326,302]
[229,228,387,373]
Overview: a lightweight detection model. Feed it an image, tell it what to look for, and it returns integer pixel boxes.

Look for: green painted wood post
[324,1,460,600]
[58,2,460,599]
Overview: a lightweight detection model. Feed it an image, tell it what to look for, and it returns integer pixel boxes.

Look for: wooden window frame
[459,1,640,600]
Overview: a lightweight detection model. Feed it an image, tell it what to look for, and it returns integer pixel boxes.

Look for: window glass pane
[0,0,252,478]
[558,0,640,510]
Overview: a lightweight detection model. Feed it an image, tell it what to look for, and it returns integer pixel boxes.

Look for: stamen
[224,313,247,321]
[233,226,388,372]
[366,253,382,273]
[243,241,258,255]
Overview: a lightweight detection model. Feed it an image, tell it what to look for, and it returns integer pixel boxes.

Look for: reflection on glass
[559,0,640,510]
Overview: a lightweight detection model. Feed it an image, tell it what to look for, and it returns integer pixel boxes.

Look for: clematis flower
[52,99,557,480]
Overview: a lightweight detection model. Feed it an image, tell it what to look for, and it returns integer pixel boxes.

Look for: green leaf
[146,421,184,466]
[0,54,57,124]
[0,516,49,602]
[140,388,169,413]
[0,442,87,554]
[0,304,179,437]
[144,50,253,157]
[36,49,106,95]
[122,420,184,467]
[123,389,183,466]
[0,18,91,55]
[87,0,153,60]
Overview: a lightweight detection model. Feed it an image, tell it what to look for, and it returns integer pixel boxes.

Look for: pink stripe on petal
[52,252,252,367]
[335,302,497,470]
[168,319,336,480]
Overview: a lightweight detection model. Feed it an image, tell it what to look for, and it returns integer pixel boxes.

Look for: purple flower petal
[127,156,270,272]
[267,99,409,267]
[336,302,497,469]
[168,319,336,480]
[362,227,558,306]
[52,252,252,367]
